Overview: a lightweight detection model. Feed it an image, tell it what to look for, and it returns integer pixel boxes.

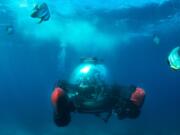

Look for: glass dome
[70,58,110,87]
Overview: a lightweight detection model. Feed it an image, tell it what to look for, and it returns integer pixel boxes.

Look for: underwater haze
[0,0,180,135]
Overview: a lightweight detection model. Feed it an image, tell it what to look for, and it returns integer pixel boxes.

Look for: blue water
[0,0,179,134]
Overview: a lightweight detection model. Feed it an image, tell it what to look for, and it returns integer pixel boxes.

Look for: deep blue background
[0,0,179,134]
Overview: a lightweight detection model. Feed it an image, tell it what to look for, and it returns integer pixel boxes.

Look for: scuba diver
[51,57,145,127]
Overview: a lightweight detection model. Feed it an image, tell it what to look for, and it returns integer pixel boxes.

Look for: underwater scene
[0,0,180,135]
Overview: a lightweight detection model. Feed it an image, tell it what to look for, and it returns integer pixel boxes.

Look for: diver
[51,57,145,127]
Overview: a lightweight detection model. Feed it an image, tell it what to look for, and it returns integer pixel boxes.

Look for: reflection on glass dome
[70,58,110,87]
